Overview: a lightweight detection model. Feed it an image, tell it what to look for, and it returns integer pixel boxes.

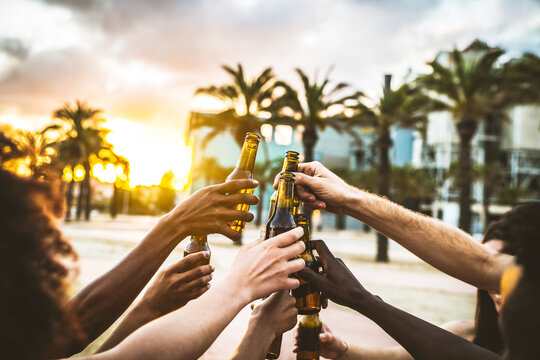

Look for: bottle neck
[275,178,294,214]
[191,235,207,244]
[236,139,259,170]
[282,157,299,173]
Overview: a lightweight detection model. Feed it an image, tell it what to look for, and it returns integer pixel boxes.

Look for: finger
[301,200,327,210]
[216,179,258,194]
[321,294,328,309]
[294,183,317,202]
[219,209,255,222]
[311,240,336,270]
[168,252,210,273]
[222,192,259,206]
[182,273,213,290]
[191,284,210,298]
[282,240,306,260]
[267,227,304,248]
[283,277,301,290]
[174,264,214,283]
[297,267,329,292]
[293,172,321,194]
[336,257,356,277]
[272,173,280,190]
[217,224,242,241]
[285,258,306,274]
[297,162,320,177]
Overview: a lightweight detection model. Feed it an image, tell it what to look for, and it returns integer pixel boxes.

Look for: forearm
[344,189,510,291]
[231,318,274,360]
[339,345,412,360]
[354,296,500,360]
[64,216,186,352]
[96,303,155,353]
[95,277,250,360]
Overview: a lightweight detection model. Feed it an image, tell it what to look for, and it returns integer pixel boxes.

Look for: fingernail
[210,265,215,271]
[320,333,327,340]
[203,251,210,258]
[253,180,259,185]
[207,283,211,288]
[308,195,315,201]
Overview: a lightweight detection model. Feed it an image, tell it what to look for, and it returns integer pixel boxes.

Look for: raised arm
[231,291,298,360]
[97,252,214,352]
[78,227,306,360]
[51,179,259,356]
[298,240,501,360]
[290,161,512,291]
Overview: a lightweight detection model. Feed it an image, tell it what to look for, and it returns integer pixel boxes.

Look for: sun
[105,118,192,191]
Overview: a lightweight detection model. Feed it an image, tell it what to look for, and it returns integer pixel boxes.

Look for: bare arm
[97,252,214,352]
[50,179,259,356]
[76,227,306,360]
[291,161,512,291]
[231,291,298,360]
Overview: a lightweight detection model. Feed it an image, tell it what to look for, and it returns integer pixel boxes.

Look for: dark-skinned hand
[163,179,259,241]
[297,240,372,309]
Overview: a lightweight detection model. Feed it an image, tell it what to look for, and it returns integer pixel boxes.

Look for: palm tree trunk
[482,114,500,226]
[302,125,319,163]
[456,119,478,233]
[111,183,119,219]
[76,181,85,221]
[376,130,392,262]
[84,162,92,221]
[65,178,75,222]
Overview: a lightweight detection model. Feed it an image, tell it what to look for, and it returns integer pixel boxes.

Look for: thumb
[297,267,328,292]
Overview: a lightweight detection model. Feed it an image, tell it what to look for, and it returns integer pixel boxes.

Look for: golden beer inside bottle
[297,314,322,360]
[183,235,210,266]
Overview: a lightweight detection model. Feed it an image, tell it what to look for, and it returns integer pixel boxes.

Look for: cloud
[0,38,29,60]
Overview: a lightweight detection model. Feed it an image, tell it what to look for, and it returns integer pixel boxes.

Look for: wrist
[352,293,383,316]
[157,212,188,244]
[248,314,276,341]
[130,301,159,326]
[222,273,252,307]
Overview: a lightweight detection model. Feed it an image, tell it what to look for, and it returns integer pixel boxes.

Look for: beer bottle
[292,214,320,314]
[265,171,297,360]
[296,313,322,360]
[183,235,211,266]
[227,132,261,234]
[268,151,300,220]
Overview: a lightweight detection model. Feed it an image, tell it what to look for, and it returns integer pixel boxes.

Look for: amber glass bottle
[265,171,296,359]
[292,214,320,314]
[297,313,322,360]
[183,235,210,266]
[226,132,260,234]
[268,151,300,220]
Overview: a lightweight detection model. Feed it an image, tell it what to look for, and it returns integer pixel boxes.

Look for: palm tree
[347,74,444,261]
[265,68,363,162]
[191,64,275,147]
[15,127,60,179]
[53,100,112,221]
[417,40,508,233]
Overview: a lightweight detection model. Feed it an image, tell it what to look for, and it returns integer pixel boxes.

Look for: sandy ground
[65,215,476,359]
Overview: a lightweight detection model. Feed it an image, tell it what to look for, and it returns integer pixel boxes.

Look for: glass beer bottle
[268,151,300,220]
[227,132,261,234]
[297,313,322,360]
[292,214,320,314]
[265,171,296,360]
[183,235,211,266]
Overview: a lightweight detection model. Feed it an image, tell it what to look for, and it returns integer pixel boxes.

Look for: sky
[0,0,539,187]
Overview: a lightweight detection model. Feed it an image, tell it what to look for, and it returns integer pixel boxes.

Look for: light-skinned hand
[226,227,307,302]
[163,179,259,241]
[137,252,215,318]
[251,291,298,340]
[273,161,354,214]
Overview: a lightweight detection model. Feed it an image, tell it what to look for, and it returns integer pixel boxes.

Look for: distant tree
[265,68,363,162]
[496,185,530,206]
[53,100,112,221]
[156,170,177,213]
[418,40,515,233]
[347,75,444,261]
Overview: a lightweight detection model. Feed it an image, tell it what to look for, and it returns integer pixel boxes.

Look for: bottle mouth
[285,150,300,158]
[245,132,261,142]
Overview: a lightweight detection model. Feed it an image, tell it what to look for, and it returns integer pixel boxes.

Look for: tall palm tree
[15,127,60,179]
[191,64,275,147]
[418,40,508,233]
[53,100,112,221]
[347,75,444,261]
[265,68,363,162]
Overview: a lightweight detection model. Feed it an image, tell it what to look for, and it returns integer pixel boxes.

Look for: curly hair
[0,168,78,360]
[473,202,540,355]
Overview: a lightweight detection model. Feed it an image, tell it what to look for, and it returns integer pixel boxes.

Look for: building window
[274,125,293,145]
